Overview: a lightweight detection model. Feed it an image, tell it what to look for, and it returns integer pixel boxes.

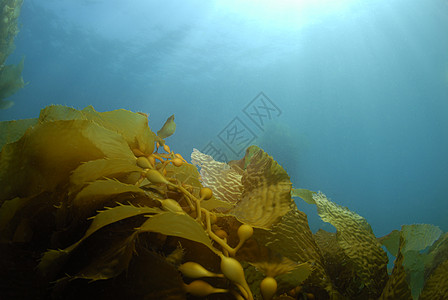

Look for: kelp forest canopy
[0,105,447,300]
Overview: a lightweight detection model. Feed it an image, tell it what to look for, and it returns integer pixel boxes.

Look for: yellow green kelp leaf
[77,106,155,154]
[419,259,448,300]
[247,258,313,297]
[380,226,447,300]
[201,197,234,211]
[398,224,443,299]
[423,232,448,278]
[38,205,161,277]
[191,148,243,205]
[0,0,23,63]
[230,144,259,170]
[38,105,156,154]
[94,108,156,154]
[157,114,176,139]
[276,262,313,290]
[85,205,160,239]
[69,158,142,194]
[311,192,389,297]
[229,145,293,229]
[379,230,401,258]
[137,211,217,254]
[379,251,412,300]
[291,188,316,204]
[81,120,135,159]
[0,119,134,201]
[72,179,147,217]
[0,58,25,101]
[165,162,234,211]
[166,162,202,188]
[254,207,334,295]
[0,118,37,150]
[314,229,362,298]
[401,224,442,254]
[38,105,88,122]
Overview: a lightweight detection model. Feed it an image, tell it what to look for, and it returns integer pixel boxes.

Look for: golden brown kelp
[192,146,335,299]
[379,225,448,299]
[0,106,299,299]
[314,229,362,298]
[378,250,412,300]
[293,189,389,299]
[1,104,447,299]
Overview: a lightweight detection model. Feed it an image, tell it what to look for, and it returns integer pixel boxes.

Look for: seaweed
[0,105,447,299]
[0,0,25,109]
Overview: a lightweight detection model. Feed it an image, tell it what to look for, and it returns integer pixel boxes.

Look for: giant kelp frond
[312,191,388,297]
[192,146,293,229]
[0,57,25,101]
[229,145,293,228]
[38,205,162,277]
[0,120,134,201]
[419,259,448,299]
[137,211,217,253]
[1,104,447,299]
[294,189,389,298]
[379,224,447,299]
[69,158,143,194]
[71,179,149,219]
[0,117,37,150]
[0,0,25,109]
[191,148,243,206]
[157,114,176,139]
[253,208,335,298]
[39,104,157,154]
[0,104,158,202]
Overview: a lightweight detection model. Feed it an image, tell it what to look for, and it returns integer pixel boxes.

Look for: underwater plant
[0,105,447,299]
[0,0,25,109]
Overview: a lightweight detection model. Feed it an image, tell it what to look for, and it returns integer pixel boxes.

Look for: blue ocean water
[1,0,447,237]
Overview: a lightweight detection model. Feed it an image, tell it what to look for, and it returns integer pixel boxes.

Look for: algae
[0,0,25,109]
[157,114,176,139]
[0,104,447,300]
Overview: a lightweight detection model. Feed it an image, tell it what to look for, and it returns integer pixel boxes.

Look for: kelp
[138,211,216,253]
[0,117,37,149]
[0,58,25,102]
[39,104,156,154]
[192,147,333,298]
[0,0,25,109]
[0,119,132,200]
[38,205,161,278]
[252,208,334,297]
[293,189,389,298]
[294,189,448,300]
[193,146,293,228]
[0,104,447,300]
[314,229,362,298]
[379,225,447,300]
[157,114,176,139]
[228,145,293,228]
[419,259,448,299]
[69,158,143,193]
[191,148,243,205]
